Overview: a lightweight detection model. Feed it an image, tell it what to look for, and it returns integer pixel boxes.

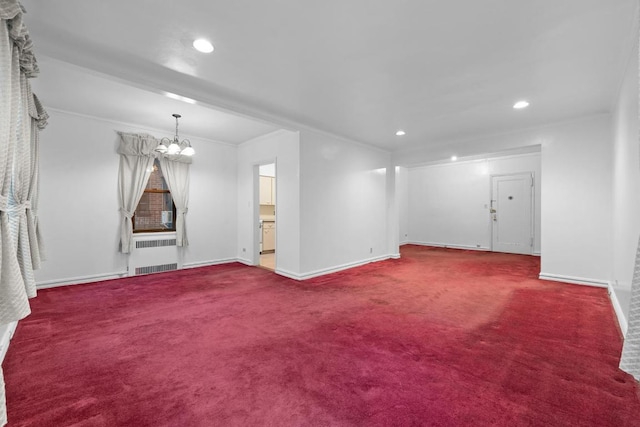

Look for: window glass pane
[134,192,174,231]
[145,159,169,190]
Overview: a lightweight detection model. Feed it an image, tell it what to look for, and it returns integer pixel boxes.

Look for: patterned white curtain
[619,24,640,381]
[26,94,47,267]
[0,1,48,425]
[620,237,640,380]
[117,133,155,254]
[158,157,190,247]
[117,132,192,253]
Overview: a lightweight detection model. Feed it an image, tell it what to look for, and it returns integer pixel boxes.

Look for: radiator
[128,235,179,276]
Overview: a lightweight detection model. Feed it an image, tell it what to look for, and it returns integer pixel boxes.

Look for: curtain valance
[117,132,192,164]
[0,0,20,19]
[0,0,38,77]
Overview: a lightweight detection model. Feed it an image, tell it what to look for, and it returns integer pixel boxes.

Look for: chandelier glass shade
[155,114,195,156]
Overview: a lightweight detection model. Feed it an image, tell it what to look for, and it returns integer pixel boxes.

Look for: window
[133,159,176,232]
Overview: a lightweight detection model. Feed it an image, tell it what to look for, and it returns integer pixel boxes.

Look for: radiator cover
[129,234,180,276]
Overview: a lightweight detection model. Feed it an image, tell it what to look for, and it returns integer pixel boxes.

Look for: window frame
[132,160,177,233]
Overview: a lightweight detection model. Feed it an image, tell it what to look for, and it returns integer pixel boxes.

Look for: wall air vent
[135,263,178,275]
[136,239,176,249]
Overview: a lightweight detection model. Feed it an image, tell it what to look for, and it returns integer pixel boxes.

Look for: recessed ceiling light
[451,155,458,161]
[193,39,214,53]
[513,100,530,109]
[395,130,406,136]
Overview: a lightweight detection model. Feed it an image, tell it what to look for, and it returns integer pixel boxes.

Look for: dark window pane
[134,192,174,231]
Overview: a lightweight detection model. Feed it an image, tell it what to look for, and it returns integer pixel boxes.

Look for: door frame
[489,172,535,254]
[253,159,277,267]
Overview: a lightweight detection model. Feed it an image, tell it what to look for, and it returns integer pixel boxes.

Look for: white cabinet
[259,176,275,205]
[259,176,271,205]
[262,221,275,252]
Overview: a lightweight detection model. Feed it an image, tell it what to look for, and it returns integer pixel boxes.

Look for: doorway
[258,163,276,270]
[490,173,534,255]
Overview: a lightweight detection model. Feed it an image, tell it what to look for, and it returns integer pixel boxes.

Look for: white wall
[406,153,541,253]
[237,129,301,275]
[35,109,239,286]
[397,167,410,244]
[36,111,126,284]
[611,30,640,326]
[35,114,395,284]
[539,115,613,285]
[298,130,395,276]
[181,131,238,268]
[396,114,614,286]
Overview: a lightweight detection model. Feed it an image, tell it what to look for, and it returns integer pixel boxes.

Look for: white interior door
[491,173,533,255]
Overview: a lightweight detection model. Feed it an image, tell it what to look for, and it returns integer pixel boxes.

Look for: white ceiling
[21,0,638,151]
[32,57,281,144]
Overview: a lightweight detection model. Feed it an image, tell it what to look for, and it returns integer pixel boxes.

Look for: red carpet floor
[4,245,640,426]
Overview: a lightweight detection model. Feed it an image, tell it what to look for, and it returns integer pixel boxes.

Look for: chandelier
[155,113,195,156]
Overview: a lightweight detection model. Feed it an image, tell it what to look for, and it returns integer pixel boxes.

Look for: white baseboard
[276,254,395,281]
[0,321,18,364]
[408,241,490,251]
[405,241,539,256]
[608,284,628,337]
[182,258,237,269]
[538,273,609,288]
[36,258,241,289]
[37,271,128,289]
[236,257,254,266]
[274,268,303,280]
